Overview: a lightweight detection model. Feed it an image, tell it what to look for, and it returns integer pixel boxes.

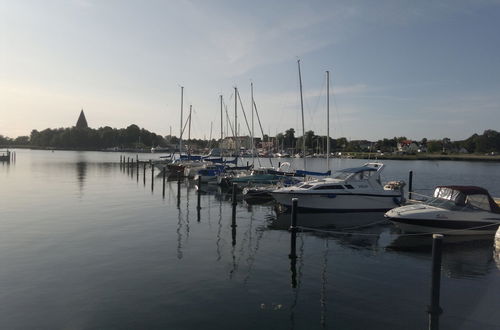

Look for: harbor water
[1,150,500,329]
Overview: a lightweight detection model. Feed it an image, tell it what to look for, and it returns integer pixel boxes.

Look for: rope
[296,221,500,237]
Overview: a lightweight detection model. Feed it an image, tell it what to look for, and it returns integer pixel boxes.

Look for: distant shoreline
[2,145,500,162]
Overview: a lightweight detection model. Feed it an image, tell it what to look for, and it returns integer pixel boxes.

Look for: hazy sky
[1,0,499,141]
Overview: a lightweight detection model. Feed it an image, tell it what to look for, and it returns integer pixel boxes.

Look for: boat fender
[326,194,337,199]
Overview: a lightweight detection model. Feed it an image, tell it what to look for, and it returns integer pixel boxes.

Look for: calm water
[1,150,500,329]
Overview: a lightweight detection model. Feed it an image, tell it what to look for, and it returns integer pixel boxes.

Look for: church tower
[76,109,88,129]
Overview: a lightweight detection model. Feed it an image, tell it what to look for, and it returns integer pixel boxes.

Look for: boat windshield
[432,187,492,212]
[331,171,352,180]
[425,195,492,212]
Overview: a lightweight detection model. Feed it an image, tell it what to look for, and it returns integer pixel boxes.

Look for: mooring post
[120,155,122,165]
[136,156,139,172]
[232,183,237,207]
[428,234,443,330]
[289,198,298,260]
[162,166,166,197]
[143,162,146,185]
[197,176,202,211]
[278,161,281,168]
[408,170,413,200]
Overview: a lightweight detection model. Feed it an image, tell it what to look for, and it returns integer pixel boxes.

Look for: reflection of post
[162,166,166,198]
[289,198,298,259]
[408,170,413,200]
[136,162,139,182]
[289,198,298,288]
[197,176,202,222]
[151,163,154,192]
[177,175,181,209]
[428,234,443,330]
[231,183,237,246]
[231,204,237,247]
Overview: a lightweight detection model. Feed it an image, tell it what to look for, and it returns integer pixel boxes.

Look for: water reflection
[386,235,496,278]
[76,161,87,194]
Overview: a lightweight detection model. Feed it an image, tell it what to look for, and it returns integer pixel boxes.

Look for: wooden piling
[143,162,146,185]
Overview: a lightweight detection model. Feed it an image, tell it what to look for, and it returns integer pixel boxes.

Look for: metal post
[232,183,237,206]
[289,198,298,260]
[408,170,413,200]
[428,234,443,330]
[197,176,202,210]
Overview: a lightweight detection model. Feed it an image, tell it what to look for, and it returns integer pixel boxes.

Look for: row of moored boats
[154,156,500,236]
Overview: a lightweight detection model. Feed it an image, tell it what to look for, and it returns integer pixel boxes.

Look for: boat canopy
[295,170,331,177]
[338,166,377,173]
[433,186,500,213]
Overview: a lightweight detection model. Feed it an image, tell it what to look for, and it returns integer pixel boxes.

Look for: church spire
[76,109,88,129]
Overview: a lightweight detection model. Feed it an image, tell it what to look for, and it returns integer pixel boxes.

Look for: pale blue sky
[1,0,499,141]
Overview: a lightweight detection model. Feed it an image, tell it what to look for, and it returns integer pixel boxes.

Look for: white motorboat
[270,162,405,212]
[385,186,500,235]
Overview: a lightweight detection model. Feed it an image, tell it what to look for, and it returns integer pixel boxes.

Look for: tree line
[1,125,499,154]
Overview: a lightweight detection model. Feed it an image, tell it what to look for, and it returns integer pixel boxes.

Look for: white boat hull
[271,192,401,212]
[386,204,500,235]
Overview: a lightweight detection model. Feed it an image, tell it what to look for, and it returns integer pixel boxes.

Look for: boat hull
[271,191,400,212]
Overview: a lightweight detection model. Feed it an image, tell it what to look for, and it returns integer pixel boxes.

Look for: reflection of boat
[270,163,404,212]
[386,235,495,278]
[0,150,11,162]
[386,186,500,235]
[269,210,387,230]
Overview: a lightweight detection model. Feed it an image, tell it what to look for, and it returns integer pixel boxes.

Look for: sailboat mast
[326,70,330,170]
[234,87,238,155]
[251,82,255,166]
[220,95,223,141]
[188,105,192,157]
[298,60,306,170]
[180,86,184,153]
